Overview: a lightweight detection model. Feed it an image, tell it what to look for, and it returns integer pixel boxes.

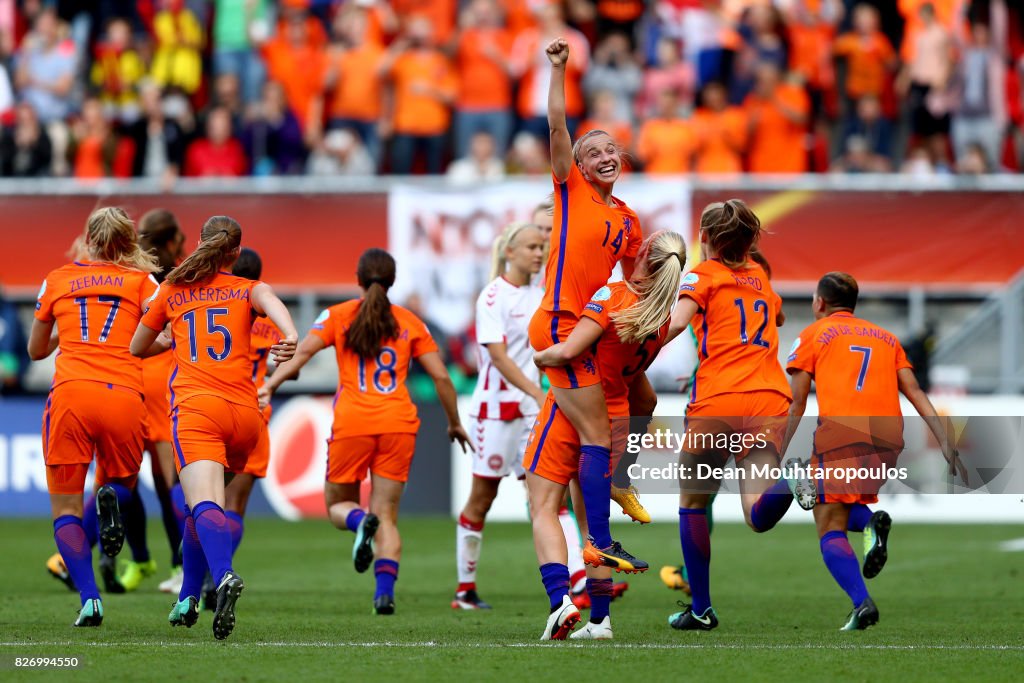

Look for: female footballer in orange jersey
[129,209,188,594]
[260,248,472,615]
[130,217,298,640]
[220,248,279,557]
[527,230,686,640]
[663,199,799,631]
[527,37,647,576]
[28,207,161,627]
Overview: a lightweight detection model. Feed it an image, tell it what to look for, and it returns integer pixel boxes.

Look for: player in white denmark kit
[453,223,546,609]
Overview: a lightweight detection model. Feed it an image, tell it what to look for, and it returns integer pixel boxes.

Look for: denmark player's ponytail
[347,248,400,359]
[489,222,535,281]
[75,207,160,273]
[165,216,241,286]
[700,198,764,270]
[612,230,687,344]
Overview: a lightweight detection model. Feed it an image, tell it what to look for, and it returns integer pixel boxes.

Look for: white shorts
[470,417,532,480]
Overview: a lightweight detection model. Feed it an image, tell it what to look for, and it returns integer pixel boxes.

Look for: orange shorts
[522,394,629,485]
[171,395,267,474]
[528,310,601,389]
[43,381,145,495]
[240,404,273,478]
[812,442,901,506]
[142,356,172,444]
[327,432,417,484]
[684,390,790,461]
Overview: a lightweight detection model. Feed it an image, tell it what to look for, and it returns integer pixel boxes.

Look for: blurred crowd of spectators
[1,0,1022,181]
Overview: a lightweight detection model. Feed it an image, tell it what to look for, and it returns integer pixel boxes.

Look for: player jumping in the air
[526,37,648,579]
[529,230,686,640]
[783,272,967,630]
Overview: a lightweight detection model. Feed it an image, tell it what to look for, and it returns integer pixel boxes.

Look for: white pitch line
[998,537,1024,552]
[1,642,1022,651]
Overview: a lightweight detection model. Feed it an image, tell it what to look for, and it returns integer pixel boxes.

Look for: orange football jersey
[541,163,643,317]
[310,300,438,438]
[35,260,158,393]
[141,272,262,410]
[249,317,282,389]
[788,311,913,451]
[680,258,790,402]
[579,281,668,417]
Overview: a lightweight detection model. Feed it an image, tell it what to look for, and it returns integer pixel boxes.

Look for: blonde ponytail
[489,221,536,281]
[611,231,687,344]
[74,207,160,273]
[165,216,242,285]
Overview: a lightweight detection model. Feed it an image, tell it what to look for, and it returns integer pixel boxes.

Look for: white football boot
[539,595,580,640]
[570,616,613,640]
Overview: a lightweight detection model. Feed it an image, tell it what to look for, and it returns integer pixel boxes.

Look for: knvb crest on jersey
[623,216,633,234]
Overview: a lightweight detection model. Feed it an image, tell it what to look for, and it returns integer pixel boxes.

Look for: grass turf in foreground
[1,518,1022,682]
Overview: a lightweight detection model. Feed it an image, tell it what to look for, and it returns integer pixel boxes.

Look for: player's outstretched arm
[665,297,699,344]
[486,342,546,407]
[27,319,57,361]
[533,317,603,368]
[897,367,969,484]
[546,38,573,183]
[259,334,326,408]
[251,283,299,364]
[782,369,812,458]
[418,351,473,453]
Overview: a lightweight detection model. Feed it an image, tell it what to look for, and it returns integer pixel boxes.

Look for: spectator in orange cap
[744,63,810,173]
[382,16,457,174]
[324,7,387,164]
[453,0,514,159]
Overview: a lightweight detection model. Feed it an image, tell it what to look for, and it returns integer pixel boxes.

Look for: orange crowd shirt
[693,107,747,174]
[680,258,790,402]
[455,26,512,110]
[541,163,643,318]
[580,281,669,417]
[637,117,697,173]
[309,300,439,437]
[511,28,589,118]
[141,273,262,410]
[326,42,386,121]
[788,311,913,452]
[389,49,457,136]
[262,38,328,129]
[35,261,158,393]
[832,31,895,99]
[744,84,810,173]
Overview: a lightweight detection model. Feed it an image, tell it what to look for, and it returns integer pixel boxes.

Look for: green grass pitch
[2,517,1022,681]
